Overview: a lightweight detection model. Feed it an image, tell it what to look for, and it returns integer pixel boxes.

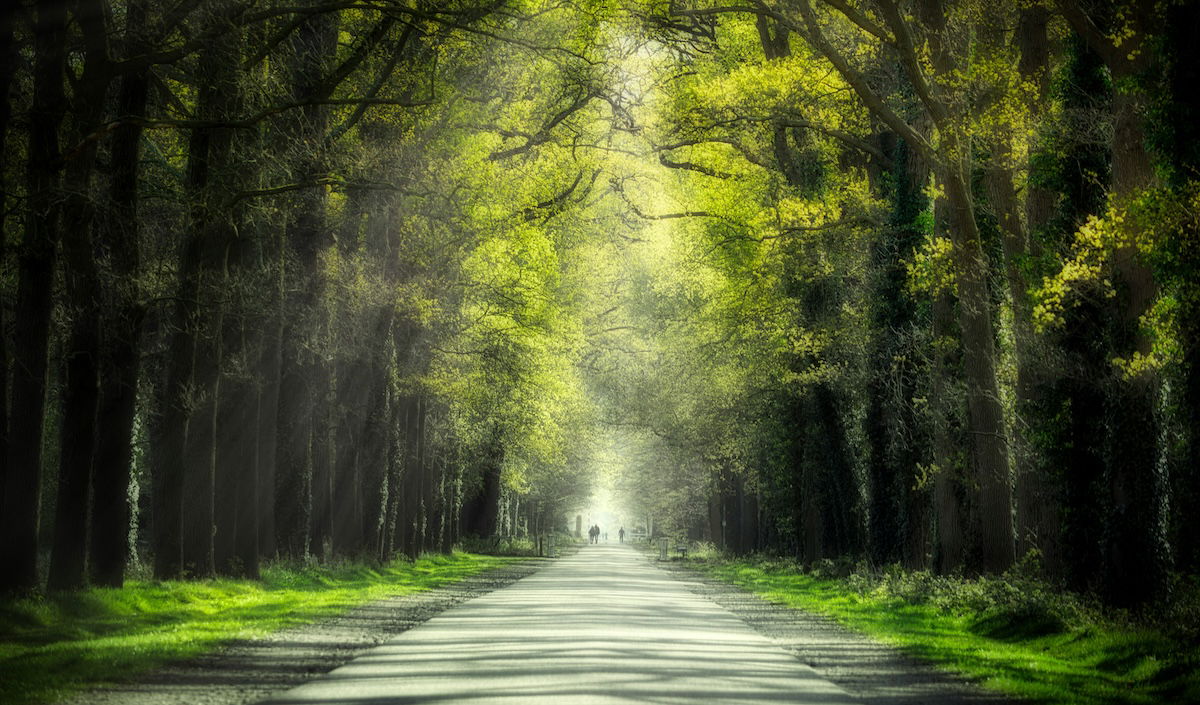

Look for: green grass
[692,555,1200,705]
[0,552,516,705]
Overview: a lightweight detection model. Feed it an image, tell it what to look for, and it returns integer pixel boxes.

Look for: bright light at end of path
[582,486,626,533]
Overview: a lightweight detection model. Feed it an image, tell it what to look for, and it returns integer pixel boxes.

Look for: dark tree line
[0,0,597,594]
[3,0,1198,615]
[622,0,1200,610]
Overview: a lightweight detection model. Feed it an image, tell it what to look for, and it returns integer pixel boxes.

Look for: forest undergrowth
[690,550,1200,705]
[0,552,515,705]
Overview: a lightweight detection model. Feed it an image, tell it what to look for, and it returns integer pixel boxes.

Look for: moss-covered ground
[0,552,515,705]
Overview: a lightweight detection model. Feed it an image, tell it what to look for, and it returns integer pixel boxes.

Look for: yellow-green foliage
[906,235,958,297]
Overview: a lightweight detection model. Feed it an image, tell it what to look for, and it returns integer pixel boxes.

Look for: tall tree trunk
[274,8,337,560]
[214,316,260,578]
[0,2,19,507]
[416,396,431,555]
[90,49,149,586]
[309,366,333,560]
[1005,5,1060,575]
[1058,0,1170,608]
[867,133,928,567]
[932,291,965,574]
[462,431,503,539]
[942,140,1014,574]
[48,0,113,591]
[331,358,364,556]
[155,31,238,578]
[1,0,68,593]
[1160,1,1200,576]
[215,309,259,577]
[181,30,241,578]
[931,197,966,574]
[1103,85,1166,606]
[813,382,861,557]
[257,310,282,559]
[360,355,390,559]
[1032,34,1111,593]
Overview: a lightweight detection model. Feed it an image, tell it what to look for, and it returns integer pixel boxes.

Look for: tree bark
[274,8,337,560]
[1058,1,1169,605]
[999,4,1061,576]
[942,160,1014,573]
[1,0,68,593]
[932,290,965,575]
[309,364,334,560]
[0,2,18,508]
[89,0,151,587]
[331,358,365,556]
[462,431,503,539]
[257,311,282,559]
[48,0,114,592]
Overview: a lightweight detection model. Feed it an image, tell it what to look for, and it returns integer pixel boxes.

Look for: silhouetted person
[619,527,625,543]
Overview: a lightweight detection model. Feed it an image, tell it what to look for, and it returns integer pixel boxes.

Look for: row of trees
[0,0,613,594]
[3,0,1197,613]
[608,0,1199,608]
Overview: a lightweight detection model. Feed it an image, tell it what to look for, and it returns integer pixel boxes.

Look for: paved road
[263,544,856,704]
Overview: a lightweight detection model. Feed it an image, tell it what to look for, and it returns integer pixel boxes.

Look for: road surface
[262,543,856,704]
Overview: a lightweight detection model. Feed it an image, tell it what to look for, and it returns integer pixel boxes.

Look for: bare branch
[821,0,893,41]
[488,91,597,160]
[791,0,936,159]
[658,153,733,179]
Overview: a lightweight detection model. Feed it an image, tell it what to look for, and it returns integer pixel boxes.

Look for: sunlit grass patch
[0,552,514,705]
[694,557,1200,705]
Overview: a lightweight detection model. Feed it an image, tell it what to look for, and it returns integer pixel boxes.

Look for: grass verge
[0,552,515,705]
[690,554,1200,705]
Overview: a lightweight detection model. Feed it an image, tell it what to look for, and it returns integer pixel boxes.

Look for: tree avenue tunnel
[2,3,1200,701]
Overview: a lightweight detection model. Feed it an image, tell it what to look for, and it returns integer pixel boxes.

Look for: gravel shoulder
[55,559,546,705]
[655,558,1015,705]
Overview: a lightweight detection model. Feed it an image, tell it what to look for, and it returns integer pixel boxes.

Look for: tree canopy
[1,0,1198,610]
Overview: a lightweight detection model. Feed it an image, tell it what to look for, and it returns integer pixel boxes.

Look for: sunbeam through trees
[1,0,1199,622]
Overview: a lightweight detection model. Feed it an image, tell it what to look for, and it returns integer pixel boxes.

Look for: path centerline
[263,544,856,704]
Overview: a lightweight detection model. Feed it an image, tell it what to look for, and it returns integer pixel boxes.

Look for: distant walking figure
[618,527,625,543]
[588,524,599,544]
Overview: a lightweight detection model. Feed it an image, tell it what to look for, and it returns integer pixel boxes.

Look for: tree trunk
[932,287,965,574]
[1,0,68,593]
[89,0,150,587]
[1058,0,1169,608]
[181,27,242,578]
[813,382,861,557]
[257,313,282,559]
[154,34,238,578]
[1103,84,1167,606]
[274,9,337,560]
[462,433,503,539]
[309,366,333,560]
[1003,5,1060,576]
[331,358,365,556]
[0,2,19,508]
[48,4,113,590]
[360,356,390,558]
[215,309,258,577]
[941,155,1014,573]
